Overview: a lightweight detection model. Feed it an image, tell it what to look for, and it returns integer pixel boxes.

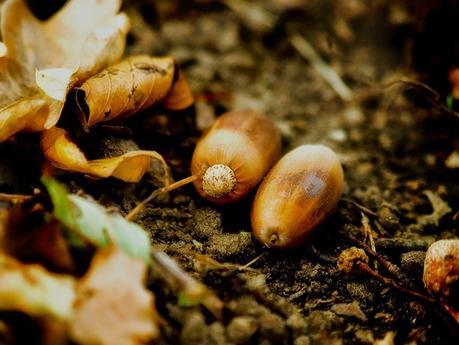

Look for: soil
[2,0,459,344]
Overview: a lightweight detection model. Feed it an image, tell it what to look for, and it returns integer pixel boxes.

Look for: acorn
[251,144,344,249]
[423,239,459,306]
[191,110,281,204]
[125,110,281,220]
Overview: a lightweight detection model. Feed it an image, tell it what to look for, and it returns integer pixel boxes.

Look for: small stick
[356,261,435,304]
[344,233,414,288]
[289,31,353,103]
[341,198,377,217]
[345,253,459,334]
[240,253,265,270]
[360,212,378,270]
[0,193,33,203]
[126,175,197,221]
[150,250,223,319]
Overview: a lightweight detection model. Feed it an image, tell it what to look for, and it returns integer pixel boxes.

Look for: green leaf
[42,176,151,263]
[447,94,454,110]
[41,175,75,229]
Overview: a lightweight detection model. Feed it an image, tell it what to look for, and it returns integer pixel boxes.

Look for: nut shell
[191,110,281,204]
[251,145,344,248]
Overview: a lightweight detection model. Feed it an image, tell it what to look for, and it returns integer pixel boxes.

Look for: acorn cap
[202,164,237,198]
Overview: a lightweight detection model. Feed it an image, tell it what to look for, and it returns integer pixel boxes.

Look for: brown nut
[191,110,281,204]
[251,145,344,248]
[423,239,459,304]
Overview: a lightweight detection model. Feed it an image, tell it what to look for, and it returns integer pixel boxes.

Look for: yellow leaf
[69,247,159,345]
[76,55,194,129]
[36,68,74,101]
[0,0,129,141]
[162,68,195,111]
[41,127,168,182]
[0,252,76,320]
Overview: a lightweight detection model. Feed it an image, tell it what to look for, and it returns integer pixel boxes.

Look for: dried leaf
[42,176,152,263]
[0,204,75,272]
[0,0,129,141]
[162,69,195,111]
[69,247,158,345]
[41,127,167,182]
[76,55,194,129]
[0,252,75,320]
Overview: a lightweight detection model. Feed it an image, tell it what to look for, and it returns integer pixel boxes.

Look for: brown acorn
[251,144,344,248]
[191,110,281,204]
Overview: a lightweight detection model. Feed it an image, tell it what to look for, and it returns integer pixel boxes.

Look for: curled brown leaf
[0,0,129,141]
[41,127,168,182]
[76,55,194,129]
[1,204,75,273]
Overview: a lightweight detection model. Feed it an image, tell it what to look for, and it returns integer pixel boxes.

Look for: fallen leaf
[0,203,75,272]
[42,176,152,263]
[41,126,167,182]
[0,252,75,320]
[0,0,129,141]
[162,68,195,111]
[76,55,194,129]
[69,247,158,345]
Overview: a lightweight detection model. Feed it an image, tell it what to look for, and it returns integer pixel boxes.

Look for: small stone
[346,282,374,303]
[206,232,253,259]
[331,301,367,321]
[400,251,426,281]
[294,335,311,345]
[286,312,308,337]
[377,206,399,231]
[208,322,227,345]
[259,313,287,340]
[355,329,374,343]
[227,316,258,344]
[191,207,222,239]
[180,311,208,345]
[304,311,341,333]
[227,297,269,317]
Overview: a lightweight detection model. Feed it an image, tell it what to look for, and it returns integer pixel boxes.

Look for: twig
[342,198,377,217]
[360,212,378,270]
[356,261,435,304]
[288,31,353,102]
[222,0,277,30]
[342,248,459,335]
[0,193,33,203]
[240,253,265,270]
[150,250,223,319]
[344,233,414,288]
[126,175,197,221]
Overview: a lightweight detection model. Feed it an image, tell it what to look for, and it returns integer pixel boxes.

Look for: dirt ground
[2,0,459,344]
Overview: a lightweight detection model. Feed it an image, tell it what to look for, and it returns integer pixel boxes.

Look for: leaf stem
[126,175,198,221]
